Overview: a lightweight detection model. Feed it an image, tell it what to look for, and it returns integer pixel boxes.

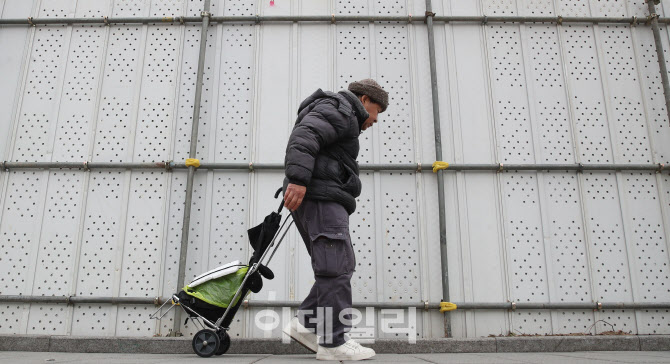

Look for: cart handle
[275,187,284,213]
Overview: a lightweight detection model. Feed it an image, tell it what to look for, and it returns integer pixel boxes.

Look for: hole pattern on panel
[63,25,104,102]
[134,97,172,162]
[597,25,652,164]
[210,173,247,267]
[39,5,71,18]
[224,0,256,16]
[27,304,66,334]
[636,23,669,164]
[601,27,637,83]
[144,27,180,85]
[514,311,549,335]
[556,311,593,333]
[497,99,533,163]
[382,174,420,302]
[32,172,83,296]
[564,26,598,82]
[574,103,613,163]
[599,310,635,333]
[375,0,405,15]
[488,22,534,163]
[173,25,199,161]
[556,0,590,17]
[561,24,613,163]
[379,310,422,339]
[27,28,67,102]
[377,24,413,164]
[16,14,70,162]
[185,174,206,282]
[120,172,166,298]
[592,0,627,17]
[164,172,186,277]
[217,59,251,161]
[337,26,372,164]
[339,26,368,62]
[503,171,550,334]
[106,27,141,85]
[623,173,669,301]
[216,24,254,162]
[117,305,152,335]
[537,100,573,163]
[378,25,407,58]
[53,113,91,160]
[160,172,187,335]
[484,0,515,15]
[489,26,524,88]
[95,22,144,163]
[113,0,150,17]
[527,7,574,163]
[0,172,44,294]
[546,172,591,302]
[524,0,554,15]
[194,30,216,163]
[583,173,634,300]
[628,0,653,17]
[94,97,132,162]
[351,173,377,301]
[71,305,112,335]
[641,309,670,334]
[528,27,562,89]
[151,0,185,17]
[0,305,22,334]
[13,113,50,162]
[509,224,545,296]
[187,0,207,17]
[337,0,367,14]
[77,171,124,296]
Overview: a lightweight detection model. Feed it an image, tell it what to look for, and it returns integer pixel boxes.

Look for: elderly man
[281,79,388,361]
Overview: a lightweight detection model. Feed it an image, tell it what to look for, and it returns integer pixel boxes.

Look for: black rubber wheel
[192,329,220,357]
[214,330,231,355]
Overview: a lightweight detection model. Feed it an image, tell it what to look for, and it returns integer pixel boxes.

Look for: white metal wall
[0,0,668,339]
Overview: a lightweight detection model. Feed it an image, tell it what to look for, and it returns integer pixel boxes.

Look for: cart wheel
[192,329,220,357]
[215,331,231,355]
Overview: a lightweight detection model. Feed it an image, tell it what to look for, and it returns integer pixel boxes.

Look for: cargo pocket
[311,236,353,277]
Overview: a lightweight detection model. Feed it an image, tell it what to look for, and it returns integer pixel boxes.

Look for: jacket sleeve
[284,101,348,187]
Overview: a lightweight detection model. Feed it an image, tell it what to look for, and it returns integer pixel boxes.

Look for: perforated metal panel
[0,0,36,335]
[1,0,76,335]
[591,0,670,334]
[3,0,670,340]
[482,0,552,335]
[553,0,636,334]
[519,0,594,335]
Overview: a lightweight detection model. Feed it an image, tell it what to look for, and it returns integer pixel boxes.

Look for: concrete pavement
[1,351,670,363]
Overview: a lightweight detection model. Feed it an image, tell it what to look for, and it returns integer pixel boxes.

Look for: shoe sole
[282,328,318,353]
[316,351,376,361]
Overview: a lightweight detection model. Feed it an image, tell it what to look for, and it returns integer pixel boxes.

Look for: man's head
[348,79,389,131]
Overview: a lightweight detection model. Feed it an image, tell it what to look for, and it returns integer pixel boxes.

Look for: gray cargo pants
[291,199,356,348]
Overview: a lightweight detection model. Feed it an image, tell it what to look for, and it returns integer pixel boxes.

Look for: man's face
[360,95,383,131]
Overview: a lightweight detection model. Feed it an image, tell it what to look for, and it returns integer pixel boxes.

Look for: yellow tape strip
[185,158,201,168]
[432,161,449,173]
[439,301,457,312]
[162,16,174,22]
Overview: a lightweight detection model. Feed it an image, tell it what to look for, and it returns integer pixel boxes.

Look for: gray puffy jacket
[283,89,368,215]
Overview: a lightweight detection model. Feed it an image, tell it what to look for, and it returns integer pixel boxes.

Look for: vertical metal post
[647,0,670,127]
[424,0,451,337]
[173,0,212,335]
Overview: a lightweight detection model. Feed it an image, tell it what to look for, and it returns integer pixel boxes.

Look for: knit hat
[348,79,389,112]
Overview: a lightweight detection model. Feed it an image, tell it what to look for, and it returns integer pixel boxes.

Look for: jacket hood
[297,89,369,128]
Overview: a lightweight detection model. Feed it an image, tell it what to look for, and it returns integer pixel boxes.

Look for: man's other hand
[284,183,306,211]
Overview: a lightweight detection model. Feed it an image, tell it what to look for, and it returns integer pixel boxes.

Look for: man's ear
[359,95,370,105]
